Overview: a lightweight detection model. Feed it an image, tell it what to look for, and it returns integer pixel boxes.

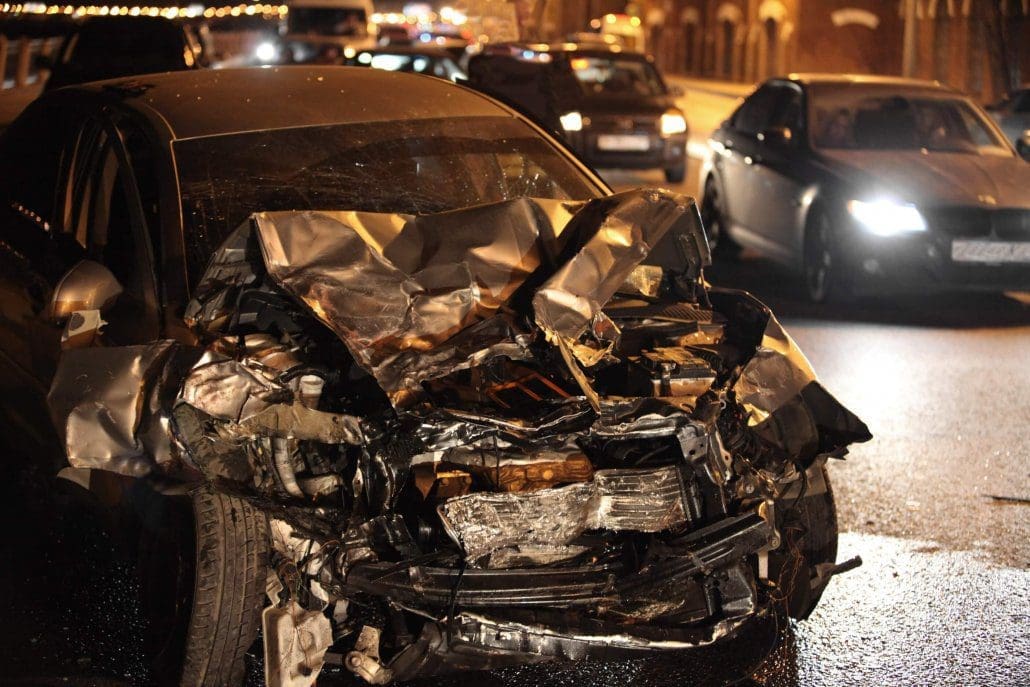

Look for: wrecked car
[0,66,870,686]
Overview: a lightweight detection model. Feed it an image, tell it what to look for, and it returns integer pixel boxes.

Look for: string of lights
[0,3,287,19]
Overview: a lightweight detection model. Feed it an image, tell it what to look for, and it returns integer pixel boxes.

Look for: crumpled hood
[817,149,1030,208]
[187,189,709,405]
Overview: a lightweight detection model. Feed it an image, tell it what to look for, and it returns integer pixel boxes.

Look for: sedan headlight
[559,111,583,132]
[846,199,927,236]
[255,41,278,64]
[660,111,687,136]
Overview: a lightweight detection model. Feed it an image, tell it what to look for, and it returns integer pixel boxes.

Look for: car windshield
[287,7,367,36]
[175,115,600,284]
[809,86,1012,155]
[568,55,665,97]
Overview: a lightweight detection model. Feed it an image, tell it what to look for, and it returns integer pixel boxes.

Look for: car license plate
[597,134,650,152]
[951,240,1030,263]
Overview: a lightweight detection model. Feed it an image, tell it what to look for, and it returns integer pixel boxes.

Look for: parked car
[343,44,466,81]
[284,0,376,63]
[42,16,205,90]
[0,66,868,686]
[467,43,689,182]
[699,74,1030,302]
[986,85,1030,153]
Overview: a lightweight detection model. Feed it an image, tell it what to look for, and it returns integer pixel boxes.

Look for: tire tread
[179,487,268,687]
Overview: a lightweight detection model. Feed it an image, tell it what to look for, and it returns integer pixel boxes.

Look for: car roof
[60,66,510,141]
[785,73,952,91]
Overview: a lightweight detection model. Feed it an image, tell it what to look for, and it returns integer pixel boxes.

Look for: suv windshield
[810,86,1011,155]
[568,55,665,97]
[175,115,600,284]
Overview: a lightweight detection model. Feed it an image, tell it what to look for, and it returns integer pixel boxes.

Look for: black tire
[136,485,268,687]
[770,465,839,620]
[802,208,851,303]
[664,162,686,184]
[701,179,741,259]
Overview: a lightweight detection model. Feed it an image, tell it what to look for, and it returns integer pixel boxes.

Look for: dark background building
[555,0,1029,102]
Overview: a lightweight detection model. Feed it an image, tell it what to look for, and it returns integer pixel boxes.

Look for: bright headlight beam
[255,41,277,63]
[847,199,927,236]
[660,111,687,136]
[559,111,583,132]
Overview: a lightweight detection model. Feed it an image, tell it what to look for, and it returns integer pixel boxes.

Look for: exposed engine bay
[47,189,871,685]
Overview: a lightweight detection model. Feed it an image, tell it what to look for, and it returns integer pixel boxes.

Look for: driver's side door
[741,82,809,259]
[0,105,160,461]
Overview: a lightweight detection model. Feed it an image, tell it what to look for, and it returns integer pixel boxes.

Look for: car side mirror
[49,260,123,325]
[757,126,794,146]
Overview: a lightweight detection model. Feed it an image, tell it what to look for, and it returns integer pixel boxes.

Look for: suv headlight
[559,111,583,132]
[255,41,278,64]
[660,111,687,136]
[847,199,927,236]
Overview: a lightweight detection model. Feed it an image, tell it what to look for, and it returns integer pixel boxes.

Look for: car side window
[730,84,780,136]
[768,86,804,132]
[62,120,160,342]
[732,83,801,138]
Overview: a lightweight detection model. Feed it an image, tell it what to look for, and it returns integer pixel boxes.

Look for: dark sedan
[467,43,689,182]
[0,66,866,686]
[699,75,1030,301]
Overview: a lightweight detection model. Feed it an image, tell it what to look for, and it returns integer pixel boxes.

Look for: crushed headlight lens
[660,111,687,136]
[559,111,583,132]
[846,199,927,236]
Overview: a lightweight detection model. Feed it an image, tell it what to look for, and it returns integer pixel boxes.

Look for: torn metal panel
[248,200,571,400]
[180,351,289,422]
[438,465,691,563]
[532,189,700,362]
[47,341,179,476]
[733,313,818,425]
[720,290,872,461]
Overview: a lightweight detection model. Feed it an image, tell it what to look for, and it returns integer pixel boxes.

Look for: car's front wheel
[134,484,268,687]
[803,208,850,303]
[664,162,686,184]
[770,465,839,620]
[701,180,740,258]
